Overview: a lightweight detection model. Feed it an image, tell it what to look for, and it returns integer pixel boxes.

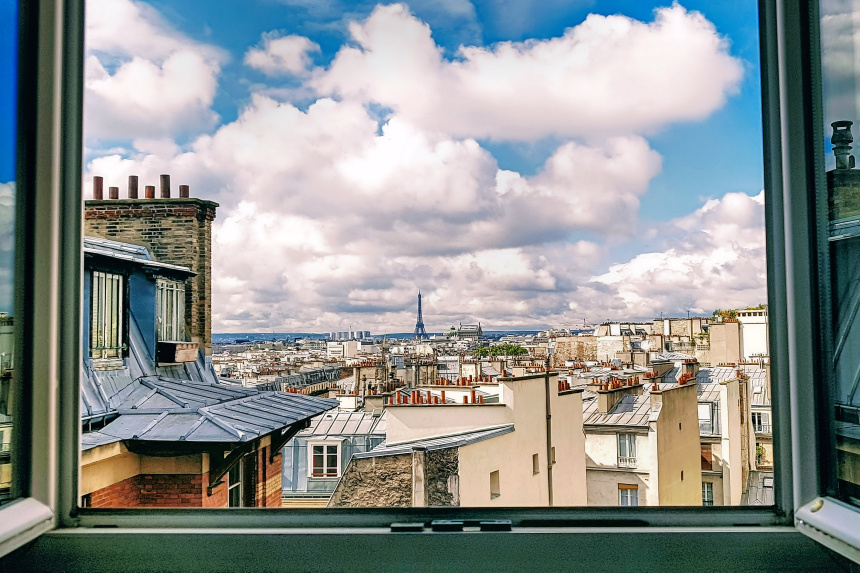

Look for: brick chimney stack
[84,175,219,356]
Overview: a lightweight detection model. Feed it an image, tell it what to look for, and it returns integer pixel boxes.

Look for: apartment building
[328,371,586,507]
[583,369,703,506]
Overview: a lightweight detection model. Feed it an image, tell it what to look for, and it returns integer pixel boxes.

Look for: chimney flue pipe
[145,185,155,199]
[108,186,119,199]
[160,174,170,198]
[179,184,189,198]
[128,175,139,199]
[93,176,103,200]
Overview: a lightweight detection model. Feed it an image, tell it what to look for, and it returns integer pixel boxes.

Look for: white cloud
[581,191,767,319]
[245,33,320,76]
[312,3,744,140]
[82,3,759,332]
[85,94,663,331]
[84,0,225,141]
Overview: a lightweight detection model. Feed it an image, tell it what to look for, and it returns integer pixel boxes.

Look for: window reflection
[820,0,860,509]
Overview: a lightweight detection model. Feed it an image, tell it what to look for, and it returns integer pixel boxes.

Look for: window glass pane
[819,0,860,509]
[80,0,769,510]
[0,0,16,507]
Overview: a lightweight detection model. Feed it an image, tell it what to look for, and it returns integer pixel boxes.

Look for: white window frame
[155,278,185,342]
[307,441,341,479]
[89,270,124,359]
[619,485,638,507]
[3,1,860,570]
[617,433,637,468]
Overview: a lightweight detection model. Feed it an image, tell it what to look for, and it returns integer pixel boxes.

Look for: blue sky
[82,0,767,332]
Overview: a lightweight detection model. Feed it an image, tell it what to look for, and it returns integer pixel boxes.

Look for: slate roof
[354,425,514,458]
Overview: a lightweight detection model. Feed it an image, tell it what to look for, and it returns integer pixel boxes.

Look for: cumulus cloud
[86,94,664,330]
[312,3,744,140]
[82,3,756,332]
[245,33,320,76]
[85,0,225,141]
[579,191,767,320]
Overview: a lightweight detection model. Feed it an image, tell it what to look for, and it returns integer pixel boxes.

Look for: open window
[5,0,860,571]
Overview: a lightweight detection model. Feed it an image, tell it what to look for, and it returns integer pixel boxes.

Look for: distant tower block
[414,291,427,340]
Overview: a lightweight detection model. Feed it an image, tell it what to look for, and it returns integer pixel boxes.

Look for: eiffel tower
[413,291,427,339]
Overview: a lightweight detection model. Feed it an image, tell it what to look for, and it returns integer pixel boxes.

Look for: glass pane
[80,0,768,509]
[819,0,860,508]
[0,0,16,506]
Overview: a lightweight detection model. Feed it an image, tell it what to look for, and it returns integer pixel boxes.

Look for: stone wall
[552,336,597,363]
[328,454,413,508]
[426,448,459,506]
[84,196,218,355]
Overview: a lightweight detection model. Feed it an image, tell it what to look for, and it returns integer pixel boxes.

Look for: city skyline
[78,0,765,332]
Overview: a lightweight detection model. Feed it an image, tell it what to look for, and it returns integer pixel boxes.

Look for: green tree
[489,343,527,357]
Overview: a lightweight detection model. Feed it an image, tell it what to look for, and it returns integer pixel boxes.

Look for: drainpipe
[544,356,554,506]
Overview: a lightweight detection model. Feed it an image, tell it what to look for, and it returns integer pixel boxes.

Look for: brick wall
[202,470,228,507]
[84,196,218,355]
[89,473,215,507]
[88,474,141,507]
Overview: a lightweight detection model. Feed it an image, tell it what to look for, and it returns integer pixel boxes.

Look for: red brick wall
[87,449,276,508]
[89,474,203,507]
[136,474,203,507]
[254,447,283,508]
[265,448,283,508]
[202,470,228,508]
[88,474,140,508]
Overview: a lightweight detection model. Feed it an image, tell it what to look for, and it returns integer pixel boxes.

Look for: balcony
[754,424,772,436]
[617,456,637,468]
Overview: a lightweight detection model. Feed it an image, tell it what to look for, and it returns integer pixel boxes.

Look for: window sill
[0,497,54,557]
[4,525,845,572]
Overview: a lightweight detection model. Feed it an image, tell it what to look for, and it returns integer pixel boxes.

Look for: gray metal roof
[84,390,339,448]
[300,410,387,438]
[81,431,123,450]
[583,389,657,428]
[354,425,514,458]
[653,352,696,361]
[84,236,193,274]
[696,366,769,406]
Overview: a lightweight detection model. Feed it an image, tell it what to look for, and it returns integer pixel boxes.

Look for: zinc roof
[300,410,387,438]
[582,389,657,428]
[354,425,514,458]
[83,236,193,275]
[85,391,338,448]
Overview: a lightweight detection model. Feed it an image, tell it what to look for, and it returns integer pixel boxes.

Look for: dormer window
[90,271,124,360]
[156,278,185,342]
